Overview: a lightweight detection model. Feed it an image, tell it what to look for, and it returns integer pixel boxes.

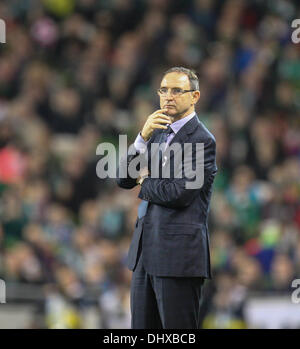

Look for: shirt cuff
[134,132,149,153]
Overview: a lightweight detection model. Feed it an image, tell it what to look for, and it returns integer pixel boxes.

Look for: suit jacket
[116,114,217,278]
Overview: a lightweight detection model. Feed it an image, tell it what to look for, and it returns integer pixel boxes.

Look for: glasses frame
[157,87,196,97]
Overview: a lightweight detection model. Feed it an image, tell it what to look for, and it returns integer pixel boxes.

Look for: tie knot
[164,125,173,135]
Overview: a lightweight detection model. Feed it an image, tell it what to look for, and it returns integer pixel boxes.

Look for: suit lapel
[168,114,199,148]
[163,114,200,169]
[146,115,200,172]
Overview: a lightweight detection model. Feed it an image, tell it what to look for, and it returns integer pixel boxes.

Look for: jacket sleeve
[116,130,159,189]
[116,152,140,189]
[138,137,217,208]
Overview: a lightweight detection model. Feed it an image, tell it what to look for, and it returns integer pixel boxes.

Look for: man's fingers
[155,108,168,114]
[152,109,169,118]
[153,114,172,122]
[152,124,168,129]
[153,118,171,125]
[141,109,171,140]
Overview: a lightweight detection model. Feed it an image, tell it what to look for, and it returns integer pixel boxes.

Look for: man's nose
[165,91,174,99]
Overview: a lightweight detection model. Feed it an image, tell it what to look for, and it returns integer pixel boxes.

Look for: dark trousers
[130,248,205,329]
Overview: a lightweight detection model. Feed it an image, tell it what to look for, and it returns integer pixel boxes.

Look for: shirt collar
[170,111,196,134]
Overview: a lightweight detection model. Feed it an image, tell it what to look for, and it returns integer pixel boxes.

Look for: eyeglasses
[157,87,195,96]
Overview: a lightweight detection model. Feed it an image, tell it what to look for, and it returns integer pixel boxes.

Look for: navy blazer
[116,114,217,278]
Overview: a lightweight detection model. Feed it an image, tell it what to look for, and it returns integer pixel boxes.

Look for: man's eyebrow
[159,86,183,88]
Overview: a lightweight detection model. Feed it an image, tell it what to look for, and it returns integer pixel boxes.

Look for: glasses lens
[158,88,167,94]
[172,88,183,95]
[158,87,184,95]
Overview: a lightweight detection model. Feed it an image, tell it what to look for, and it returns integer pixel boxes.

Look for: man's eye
[160,88,168,93]
[172,88,182,94]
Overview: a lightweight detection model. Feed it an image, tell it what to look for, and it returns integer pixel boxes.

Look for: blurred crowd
[0,0,299,328]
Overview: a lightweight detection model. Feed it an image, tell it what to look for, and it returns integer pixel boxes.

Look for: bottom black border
[0,329,295,346]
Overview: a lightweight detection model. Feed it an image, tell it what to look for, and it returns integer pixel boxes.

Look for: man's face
[159,72,200,118]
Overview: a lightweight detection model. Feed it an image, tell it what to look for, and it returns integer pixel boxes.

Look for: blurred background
[0,0,299,329]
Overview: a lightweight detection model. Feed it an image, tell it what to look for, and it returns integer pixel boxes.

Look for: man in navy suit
[117,67,217,329]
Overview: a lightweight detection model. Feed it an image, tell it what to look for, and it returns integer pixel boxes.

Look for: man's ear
[192,90,200,104]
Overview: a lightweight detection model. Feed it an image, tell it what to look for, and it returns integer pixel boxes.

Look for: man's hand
[141,109,173,141]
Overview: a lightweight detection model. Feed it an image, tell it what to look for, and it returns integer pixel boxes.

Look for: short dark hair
[163,67,199,91]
